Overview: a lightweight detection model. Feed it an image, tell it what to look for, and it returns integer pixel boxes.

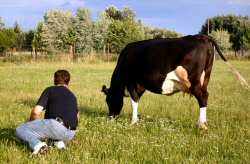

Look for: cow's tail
[209,36,250,91]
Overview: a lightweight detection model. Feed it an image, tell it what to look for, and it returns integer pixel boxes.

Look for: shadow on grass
[79,105,107,118]
[0,128,26,148]
[19,98,37,108]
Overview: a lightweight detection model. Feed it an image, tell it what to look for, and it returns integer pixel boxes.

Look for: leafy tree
[24,30,34,52]
[74,8,93,53]
[105,6,135,21]
[121,7,136,21]
[106,19,145,53]
[0,17,4,29]
[200,15,250,54]
[0,28,16,54]
[105,7,145,53]
[105,6,123,21]
[93,12,111,53]
[13,21,21,34]
[41,10,74,53]
[13,21,25,51]
[32,23,44,53]
[210,29,231,51]
[144,27,182,39]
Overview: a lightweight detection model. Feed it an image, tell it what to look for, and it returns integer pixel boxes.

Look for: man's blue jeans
[16,119,75,151]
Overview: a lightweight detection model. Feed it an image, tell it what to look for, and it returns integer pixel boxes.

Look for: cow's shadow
[79,105,107,118]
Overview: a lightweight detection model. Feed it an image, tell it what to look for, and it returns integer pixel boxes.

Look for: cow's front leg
[127,84,145,124]
[131,98,139,124]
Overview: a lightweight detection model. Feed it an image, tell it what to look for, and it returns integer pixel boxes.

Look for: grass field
[0,60,249,163]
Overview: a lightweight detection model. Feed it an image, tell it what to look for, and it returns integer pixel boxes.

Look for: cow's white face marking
[161,66,190,95]
[131,98,139,124]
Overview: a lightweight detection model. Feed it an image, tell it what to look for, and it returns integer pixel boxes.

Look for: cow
[102,34,248,130]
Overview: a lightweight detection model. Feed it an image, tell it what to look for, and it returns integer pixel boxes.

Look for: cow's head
[102,85,123,118]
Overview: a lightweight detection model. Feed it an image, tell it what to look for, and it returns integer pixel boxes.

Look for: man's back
[37,85,78,129]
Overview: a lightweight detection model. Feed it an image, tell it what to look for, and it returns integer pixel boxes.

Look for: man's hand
[28,105,43,122]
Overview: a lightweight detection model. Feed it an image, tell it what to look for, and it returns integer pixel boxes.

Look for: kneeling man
[16,70,78,154]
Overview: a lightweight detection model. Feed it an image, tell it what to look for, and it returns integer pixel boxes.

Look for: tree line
[0,6,180,57]
[200,15,250,56]
[0,19,34,55]
[0,7,250,57]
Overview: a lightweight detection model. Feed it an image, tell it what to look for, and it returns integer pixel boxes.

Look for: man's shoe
[32,142,48,155]
[54,141,66,150]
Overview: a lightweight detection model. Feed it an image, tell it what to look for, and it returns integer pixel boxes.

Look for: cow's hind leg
[127,84,145,124]
[190,81,209,130]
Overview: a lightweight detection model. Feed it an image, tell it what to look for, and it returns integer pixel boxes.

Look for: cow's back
[113,35,213,93]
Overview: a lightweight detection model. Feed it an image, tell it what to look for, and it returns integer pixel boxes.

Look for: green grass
[0,60,249,163]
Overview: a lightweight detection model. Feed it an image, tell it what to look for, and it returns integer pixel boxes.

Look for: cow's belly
[133,66,190,95]
[161,66,190,95]
[161,71,181,95]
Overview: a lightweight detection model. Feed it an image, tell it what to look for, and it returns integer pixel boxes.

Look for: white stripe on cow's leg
[131,98,139,124]
[199,107,207,123]
[198,107,208,130]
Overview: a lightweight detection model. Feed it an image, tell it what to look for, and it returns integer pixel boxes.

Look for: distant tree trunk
[107,44,110,62]
[32,47,37,60]
[103,45,106,55]
[68,45,73,62]
[10,48,14,57]
[241,49,244,56]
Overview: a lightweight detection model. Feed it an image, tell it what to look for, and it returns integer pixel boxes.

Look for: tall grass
[0,52,119,64]
[0,60,249,163]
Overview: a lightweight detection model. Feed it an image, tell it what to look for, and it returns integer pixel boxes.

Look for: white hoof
[131,118,139,124]
[197,121,208,130]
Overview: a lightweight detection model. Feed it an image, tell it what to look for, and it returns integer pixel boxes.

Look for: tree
[106,19,145,53]
[105,7,145,53]
[24,30,34,52]
[0,28,16,54]
[74,8,93,54]
[13,21,21,34]
[210,29,231,51]
[144,27,182,39]
[41,10,75,53]
[200,15,250,55]
[32,22,44,56]
[105,6,123,21]
[13,21,25,51]
[93,12,111,53]
[105,6,136,21]
[0,17,4,29]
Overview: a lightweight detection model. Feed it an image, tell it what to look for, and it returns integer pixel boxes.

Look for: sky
[0,0,250,35]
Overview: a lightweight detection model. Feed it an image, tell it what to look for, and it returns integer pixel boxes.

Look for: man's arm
[28,105,44,121]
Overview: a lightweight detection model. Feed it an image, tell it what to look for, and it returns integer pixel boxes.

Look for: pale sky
[0,0,250,34]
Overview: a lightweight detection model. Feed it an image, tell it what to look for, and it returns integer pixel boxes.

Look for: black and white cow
[102,34,229,130]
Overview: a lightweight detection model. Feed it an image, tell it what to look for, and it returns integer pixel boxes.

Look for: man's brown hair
[54,70,70,85]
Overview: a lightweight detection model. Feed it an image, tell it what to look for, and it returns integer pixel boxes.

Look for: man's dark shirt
[36,86,78,129]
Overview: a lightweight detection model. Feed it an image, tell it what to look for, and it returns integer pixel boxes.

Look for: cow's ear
[102,85,109,95]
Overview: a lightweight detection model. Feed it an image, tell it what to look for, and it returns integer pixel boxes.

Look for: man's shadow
[19,98,36,108]
[0,98,36,150]
[0,128,26,149]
